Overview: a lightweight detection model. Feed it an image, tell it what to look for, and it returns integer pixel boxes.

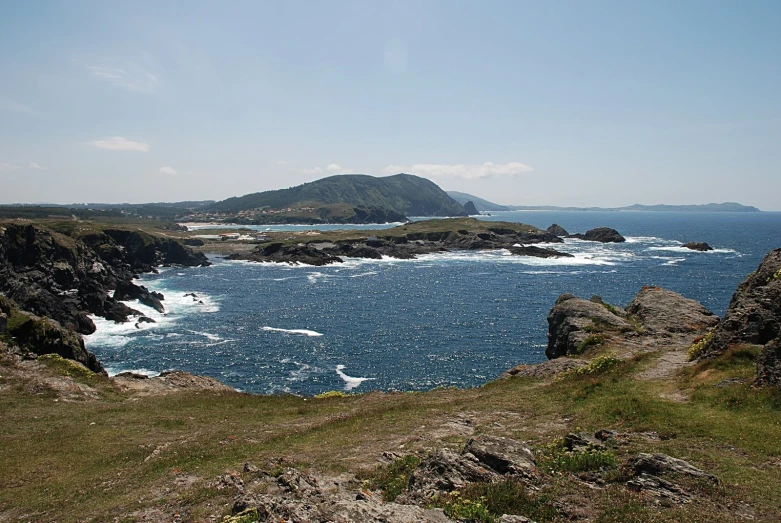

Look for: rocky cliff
[0,222,209,370]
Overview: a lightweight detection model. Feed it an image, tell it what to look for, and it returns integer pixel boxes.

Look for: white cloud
[0,162,20,173]
[87,63,158,93]
[0,99,36,115]
[326,163,342,174]
[28,162,47,170]
[159,166,177,176]
[384,161,534,179]
[88,136,150,152]
[303,166,324,175]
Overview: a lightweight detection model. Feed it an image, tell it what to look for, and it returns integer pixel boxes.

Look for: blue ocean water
[86,211,781,395]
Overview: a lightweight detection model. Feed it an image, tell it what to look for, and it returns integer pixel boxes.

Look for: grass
[576,334,605,353]
[364,455,420,501]
[2,342,781,521]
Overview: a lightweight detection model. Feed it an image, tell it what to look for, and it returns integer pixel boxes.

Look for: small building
[219,232,241,241]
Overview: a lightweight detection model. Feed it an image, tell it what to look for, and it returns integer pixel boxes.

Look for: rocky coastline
[224,219,625,266]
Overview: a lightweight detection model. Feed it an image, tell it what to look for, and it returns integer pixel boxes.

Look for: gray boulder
[546,224,569,237]
[625,287,718,335]
[546,294,632,358]
[463,435,537,477]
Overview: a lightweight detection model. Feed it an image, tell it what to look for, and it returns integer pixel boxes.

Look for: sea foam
[262,326,324,337]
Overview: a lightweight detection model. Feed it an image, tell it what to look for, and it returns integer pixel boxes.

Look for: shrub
[439,491,494,523]
[560,355,621,380]
[459,480,558,522]
[540,437,618,473]
[576,334,605,354]
[365,455,420,501]
[687,329,715,361]
[313,390,350,399]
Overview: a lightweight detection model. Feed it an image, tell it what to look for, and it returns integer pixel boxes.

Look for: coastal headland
[1,216,780,522]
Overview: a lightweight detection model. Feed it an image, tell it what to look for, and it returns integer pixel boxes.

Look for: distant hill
[208,174,468,217]
[506,202,761,213]
[446,191,511,212]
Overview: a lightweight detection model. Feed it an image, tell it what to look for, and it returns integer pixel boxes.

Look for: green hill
[208,173,468,217]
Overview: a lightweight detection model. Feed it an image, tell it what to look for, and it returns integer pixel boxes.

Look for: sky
[1,1,781,210]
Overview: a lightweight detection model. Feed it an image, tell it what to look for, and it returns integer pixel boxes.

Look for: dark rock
[6,311,104,374]
[572,227,626,243]
[509,246,573,258]
[682,241,713,252]
[756,337,781,387]
[0,311,7,333]
[546,294,632,358]
[701,249,781,359]
[463,201,479,215]
[243,462,260,473]
[625,286,718,335]
[183,238,205,246]
[114,281,165,313]
[229,243,343,266]
[546,223,569,236]
[462,435,537,477]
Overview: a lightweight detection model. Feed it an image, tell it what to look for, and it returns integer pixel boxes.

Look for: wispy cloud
[383,161,534,179]
[159,166,177,176]
[28,162,47,170]
[303,166,324,175]
[304,163,354,175]
[326,163,342,174]
[86,63,159,93]
[88,136,150,152]
[0,99,37,115]
[0,162,20,173]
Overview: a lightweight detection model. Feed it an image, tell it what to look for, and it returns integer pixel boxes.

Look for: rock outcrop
[546,294,633,358]
[463,201,479,215]
[546,288,717,359]
[571,227,626,243]
[625,286,718,335]
[699,249,781,360]
[682,241,713,252]
[546,223,569,237]
[756,337,781,386]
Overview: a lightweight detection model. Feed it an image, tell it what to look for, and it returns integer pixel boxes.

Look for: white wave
[335,364,375,391]
[186,330,222,342]
[105,367,160,378]
[349,271,378,278]
[288,362,314,382]
[624,236,667,244]
[663,258,686,266]
[647,246,735,255]
[262,326,324,337]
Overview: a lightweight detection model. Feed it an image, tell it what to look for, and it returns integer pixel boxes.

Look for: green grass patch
[364,455,420,501]
[687,329,715,360]
[576,334,605,353]
[540,437,618,473]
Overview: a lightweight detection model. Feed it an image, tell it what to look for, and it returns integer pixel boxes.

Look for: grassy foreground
[1,345,781,522]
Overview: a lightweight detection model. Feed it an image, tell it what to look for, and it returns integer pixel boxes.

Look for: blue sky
[1,1,780,209]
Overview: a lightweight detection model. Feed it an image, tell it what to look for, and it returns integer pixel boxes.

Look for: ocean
[85,211,781,395]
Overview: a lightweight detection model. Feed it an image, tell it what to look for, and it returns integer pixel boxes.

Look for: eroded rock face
[546,294,632,358]
[463,435,537,477]
[625,287,718,335]
[409,448,497,494]
[112,370,235,395]
[701,248,781,359]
